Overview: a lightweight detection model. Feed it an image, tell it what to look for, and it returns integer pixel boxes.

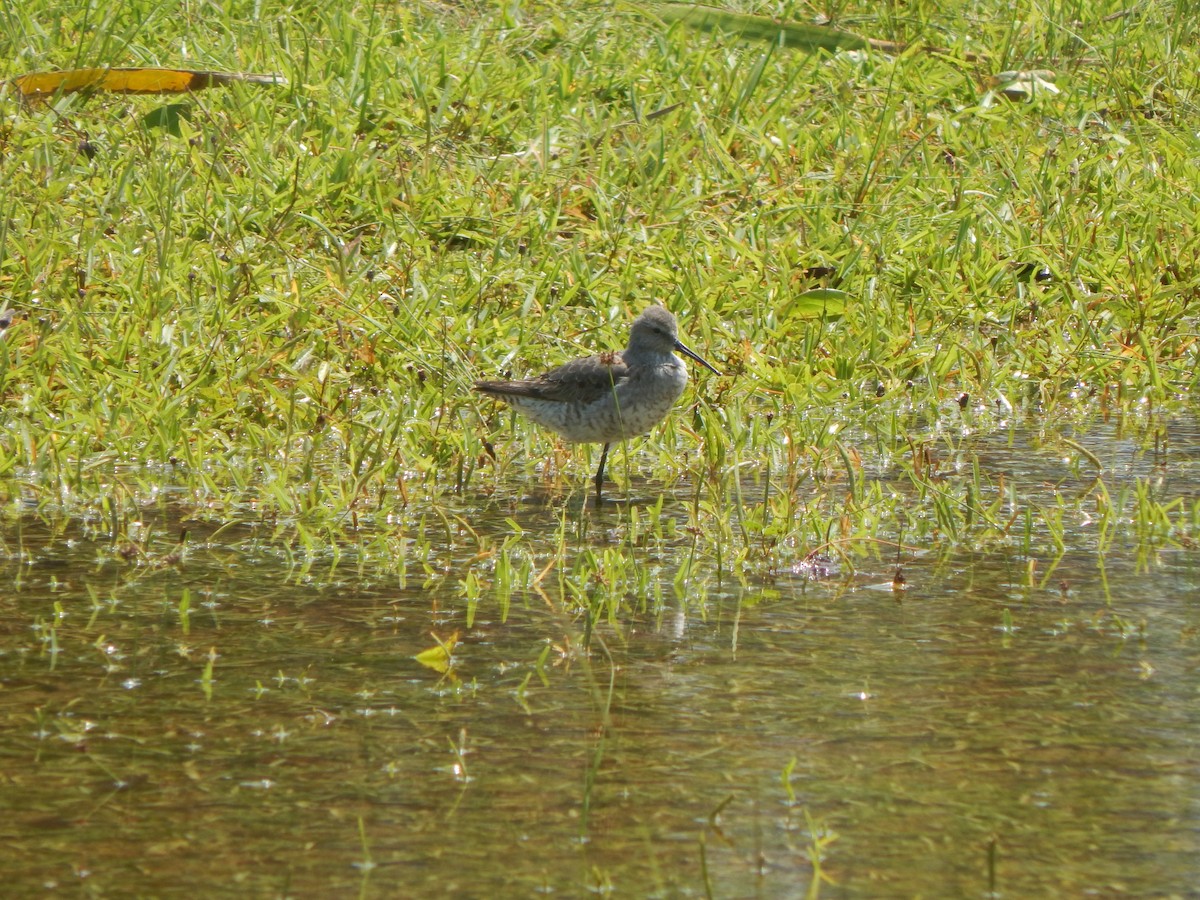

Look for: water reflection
[2,418,1199,896]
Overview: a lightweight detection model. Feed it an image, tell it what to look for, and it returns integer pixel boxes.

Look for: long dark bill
[675,339,722,376]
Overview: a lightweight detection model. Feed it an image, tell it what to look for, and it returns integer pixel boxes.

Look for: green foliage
[1,0,1199,578]
[2,9,1199,898]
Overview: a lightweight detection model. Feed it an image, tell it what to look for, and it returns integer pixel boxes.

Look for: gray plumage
[475,305,720,502]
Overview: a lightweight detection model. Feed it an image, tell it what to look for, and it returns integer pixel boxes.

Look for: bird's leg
[593,443,610,505]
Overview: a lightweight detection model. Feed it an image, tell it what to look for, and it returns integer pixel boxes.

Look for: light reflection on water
[1,420,1199,897]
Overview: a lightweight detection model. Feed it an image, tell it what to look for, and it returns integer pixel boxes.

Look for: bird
[474,305,721,504]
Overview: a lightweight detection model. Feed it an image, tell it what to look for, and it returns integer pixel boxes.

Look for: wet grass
[2,3,1200,629]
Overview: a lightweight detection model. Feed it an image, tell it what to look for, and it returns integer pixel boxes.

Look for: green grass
[2,0,1200,593]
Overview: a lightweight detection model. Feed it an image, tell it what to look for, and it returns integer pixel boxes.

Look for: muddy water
[2,421,1199,897]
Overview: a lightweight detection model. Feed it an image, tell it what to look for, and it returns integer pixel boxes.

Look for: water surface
[2,418,1199,897]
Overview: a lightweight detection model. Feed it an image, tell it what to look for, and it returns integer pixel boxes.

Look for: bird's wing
[475,354,629,404]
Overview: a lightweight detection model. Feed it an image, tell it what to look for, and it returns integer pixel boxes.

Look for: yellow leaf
[414,631,460,674]
[13,67,285,100]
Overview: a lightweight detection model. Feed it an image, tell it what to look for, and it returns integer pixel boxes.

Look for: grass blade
[650,2,869,53]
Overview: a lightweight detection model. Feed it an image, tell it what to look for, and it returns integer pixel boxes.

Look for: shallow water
[2,419,1199,897]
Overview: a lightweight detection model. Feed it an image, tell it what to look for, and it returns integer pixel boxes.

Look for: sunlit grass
[2,0,1199,599]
